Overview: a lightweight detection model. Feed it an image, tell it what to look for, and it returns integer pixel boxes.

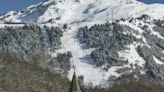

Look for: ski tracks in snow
[57,25,120,86]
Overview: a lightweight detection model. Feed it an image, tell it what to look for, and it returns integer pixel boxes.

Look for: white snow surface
[0,0,164,86]
[1,0,164,23]
[55,24,121,86]
[153,56,164,65]
[119,44,146,68]
[0,24,25,28]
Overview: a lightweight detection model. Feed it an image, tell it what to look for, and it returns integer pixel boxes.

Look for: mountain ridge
[0,0,164,24]
[0,0,164,87]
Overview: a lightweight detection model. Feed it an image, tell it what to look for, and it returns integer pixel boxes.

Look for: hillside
[0,0,164,87]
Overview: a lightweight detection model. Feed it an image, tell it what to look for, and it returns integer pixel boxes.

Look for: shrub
[86,79,164,92]
[0,52,70,92]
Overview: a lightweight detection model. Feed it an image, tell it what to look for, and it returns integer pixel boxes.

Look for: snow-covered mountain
[0,0,164,24]
[0,0,164,87]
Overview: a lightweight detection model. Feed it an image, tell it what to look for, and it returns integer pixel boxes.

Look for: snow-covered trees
[77,22,137,68]
[0,25,63,64]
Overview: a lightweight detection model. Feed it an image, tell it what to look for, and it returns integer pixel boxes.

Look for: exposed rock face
[0,24,63,63]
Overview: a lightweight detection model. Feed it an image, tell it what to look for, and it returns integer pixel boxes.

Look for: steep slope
[0,0,164,87]
[0,0,164,24]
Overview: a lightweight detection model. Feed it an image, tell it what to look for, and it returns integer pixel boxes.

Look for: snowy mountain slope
[75,15,164,85]
[0,0,164,24]
[0,0,164,86]
[56,25,120,86]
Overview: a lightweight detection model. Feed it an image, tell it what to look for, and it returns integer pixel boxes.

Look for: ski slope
[55,24,121,86]
[0,0,164,86]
